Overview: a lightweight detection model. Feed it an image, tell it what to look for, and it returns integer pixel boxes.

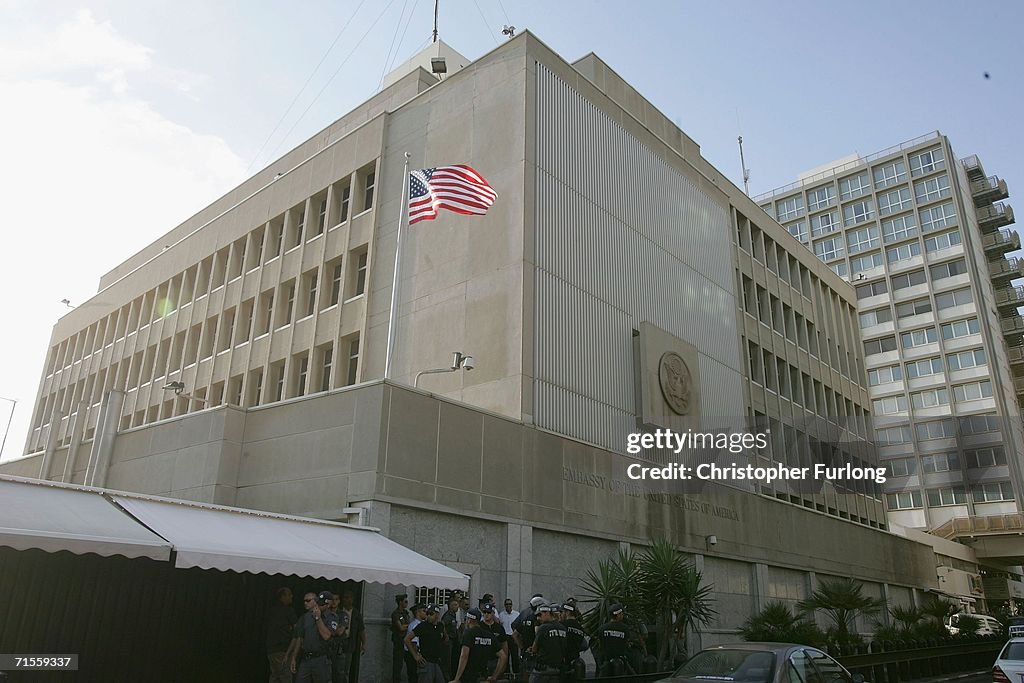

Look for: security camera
[462,356,475,371]
[706,535,717,547]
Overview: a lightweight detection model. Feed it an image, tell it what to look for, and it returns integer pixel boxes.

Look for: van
[946,612,1003,636]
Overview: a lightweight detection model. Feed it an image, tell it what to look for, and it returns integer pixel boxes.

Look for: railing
[978,202,1010,221]
[1001,315,1024,334]
[971,174,1002,192]
[989,256,1022,277]
[982,228,1017,248]
[1016,376,1024,393]
[996,284,1024,306]
[961,154,981,172]
[931,512,1024,539]
[753,131,941,203]
[834,636,1003,683]
[1009,346,1024,363]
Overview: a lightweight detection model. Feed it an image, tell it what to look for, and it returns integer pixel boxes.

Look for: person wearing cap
[595,603,633,676]
[480,603,509,679]
[405,603,428,683]
[391,594,412,683]
[498,599,520,677]
[338,589,366,682]
[288,591,340,683]
[560,603,587,682]
[327,593,351,683]
[441,596,461,679]
[266,587,296,683]
[451,608,506,683]
[406,604,446,683]
[512,595,544,679]
[527,604,567,681]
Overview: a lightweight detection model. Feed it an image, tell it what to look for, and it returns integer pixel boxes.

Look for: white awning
[0,478,172,561]
[114,496,468,590]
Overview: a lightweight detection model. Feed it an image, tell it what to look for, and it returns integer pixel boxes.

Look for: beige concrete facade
[3,32,953,677]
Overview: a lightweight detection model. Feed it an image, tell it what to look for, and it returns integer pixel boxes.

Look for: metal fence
[833,636,1002,683]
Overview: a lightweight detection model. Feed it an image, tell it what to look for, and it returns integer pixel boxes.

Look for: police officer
[451,608,507,683]
[528,604,567,682]
[441,595,461,679]
[391,594,412,683]
[512,595,545,679]
[406,604,446,683]
[328,592,351,683]
[560,602,587,682]
[288,591,340,683]
[480,603,508,679]
[595,604,633,676]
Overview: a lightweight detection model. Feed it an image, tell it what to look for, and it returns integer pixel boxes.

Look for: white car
[947,612,1002,636]
[994,638,1024,683]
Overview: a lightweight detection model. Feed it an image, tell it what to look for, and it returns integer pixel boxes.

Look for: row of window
[871,380,993,415]
[859,287,973,330]
[886,447,1007,478]
[863,316,980,357]
[875,414,1001,447]
[855,257,968,300]
[795,202,959,259]
[773,146,947,222]
[887,481,1014,510]
[868,348,987,386]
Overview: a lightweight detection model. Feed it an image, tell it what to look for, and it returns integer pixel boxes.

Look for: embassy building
[1,33,961,680]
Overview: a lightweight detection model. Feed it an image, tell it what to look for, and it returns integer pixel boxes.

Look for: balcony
[972,175,1010,207]
[996,284,1024,310]
[1009,345,1024,367]
[1015,376,1024,396]
[989,256,1024,282]
[983,228,1020,255]
[978,202,1015,231]
[1001,313,1024,337]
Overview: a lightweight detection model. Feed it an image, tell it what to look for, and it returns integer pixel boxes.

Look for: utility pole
[738,136,751,196]
[432,0,439,43]
[0,396,17,459]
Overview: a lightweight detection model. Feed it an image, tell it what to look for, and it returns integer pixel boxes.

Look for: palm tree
[741,602,824,646]
[580,547,642,636]
[637,539,716,668]
[797,577,885,646]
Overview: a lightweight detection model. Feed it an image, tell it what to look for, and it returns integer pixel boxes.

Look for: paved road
[926,673,989,683]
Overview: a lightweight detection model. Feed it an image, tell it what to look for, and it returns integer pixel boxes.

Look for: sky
[1,0,1021,462]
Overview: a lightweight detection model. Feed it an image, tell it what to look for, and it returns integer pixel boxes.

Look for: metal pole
[738,135,751,196]
[432,0,439,43]
[0,397,16,458]
[384,153,412,379]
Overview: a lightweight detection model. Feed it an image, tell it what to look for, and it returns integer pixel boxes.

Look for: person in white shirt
[498,598,521,675]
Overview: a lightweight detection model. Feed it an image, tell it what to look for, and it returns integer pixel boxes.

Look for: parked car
[654,643,865,683]
[946,612,1003,636]
[993,638,1024,683]
[1007,617,1024,639]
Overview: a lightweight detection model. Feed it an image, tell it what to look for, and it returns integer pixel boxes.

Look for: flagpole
[384,152,411,380]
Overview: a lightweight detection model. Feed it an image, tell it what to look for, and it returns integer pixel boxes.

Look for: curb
[908,670,989,683]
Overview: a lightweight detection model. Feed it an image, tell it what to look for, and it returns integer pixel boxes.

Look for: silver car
[655,643,866,683]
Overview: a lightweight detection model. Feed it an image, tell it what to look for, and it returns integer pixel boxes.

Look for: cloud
[0,11,246,461]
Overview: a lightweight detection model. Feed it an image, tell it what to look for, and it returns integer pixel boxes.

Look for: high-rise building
[756,133,1022,530]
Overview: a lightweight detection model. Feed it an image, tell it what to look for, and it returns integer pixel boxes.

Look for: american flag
[408,165,497,224]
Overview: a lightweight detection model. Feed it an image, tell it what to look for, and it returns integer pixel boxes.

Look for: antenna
[432,0,439,43]
[738,135,751,196]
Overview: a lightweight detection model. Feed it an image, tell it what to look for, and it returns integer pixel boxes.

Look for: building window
[873,395,908,415]
[843,199,874,227]
[891,269,926,291]
[288,205,305,249]
[973,482,1014,503]
[328,260,343,307]
[917,419,956,441]
[914,174,952,204]
[258,290,274,335]
[905,356,943,379]
[272,362,285,402]
[953,380,993,403]
[346,247,369,298]
[860,307,892,328]
[320,346,333,392]
[901,327,937,349]
[268,219,284,260]
[863,335,897,355]
[346,336,360,386]
[936,287,973,310]
[930,259,968,283]
[814,236,844,262]
[878,187,913,216]
[937,319,978,342]
[776,195,805,222]
[855,280,888,299]
[839,172,871,200]
[877,425,912,446]
[336,183,351,223]
[926,486,967,507]
[847,225,880,254]
[316,197,328,235]
[807,185,835,211]
[362,169,376,211]
[303,270,318,318]
[887,491,923,510]
[966,447,1006,468]
[868,364,902,386]
[911,387,950,410]
[924,230,961,253]
[882,214,918,243]
[294,353,309,397]
[830,261,848,278]
[276,281,295,328]
[959,414,999,436]
[247,368,263,407]
[923,453,960,474]
[874,160,907,188]
[786,221,807,242]
[886,457,917,477]
[947,348,985,370]
[886,241,921,264]
[920,203,957,232]
[810,211,839,237]
[909,147,946,177]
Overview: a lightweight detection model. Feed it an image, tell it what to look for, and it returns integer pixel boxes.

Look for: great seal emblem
[659,352,692,415]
